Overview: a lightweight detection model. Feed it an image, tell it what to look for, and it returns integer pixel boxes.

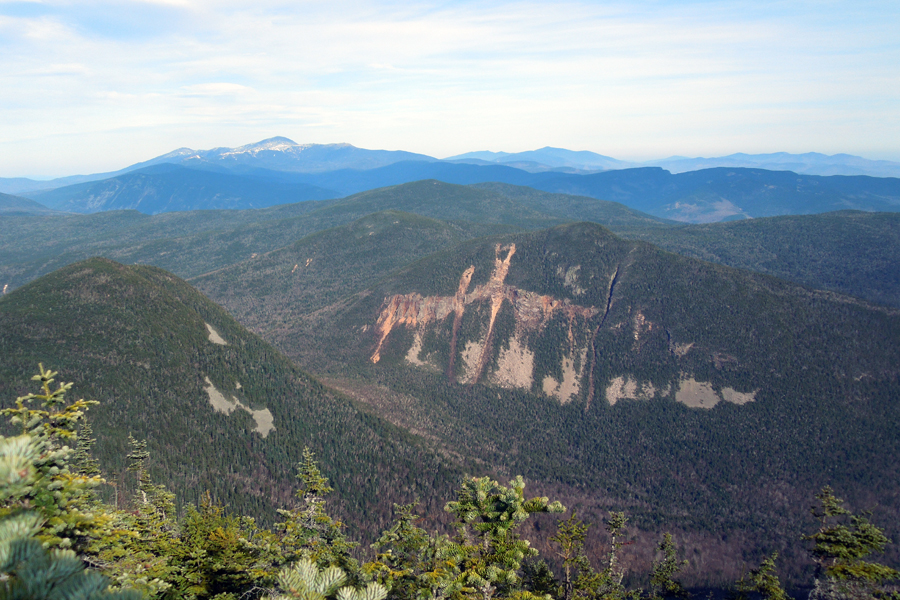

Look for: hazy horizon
[8,141,900,182]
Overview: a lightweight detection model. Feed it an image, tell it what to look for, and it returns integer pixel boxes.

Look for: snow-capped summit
[132,138,437,173]
[222,137,301,156]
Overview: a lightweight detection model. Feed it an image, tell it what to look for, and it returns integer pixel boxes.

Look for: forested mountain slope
[30,164,337,213]
[0,192,56,215]
[0,202,331,292]
[527,168,900,222]
[210,222,900,582]
[470,184,900,307]
[4,180,900,310]
[624,210,900,308]
[190,211,511,339]
[0,180,588,292]
[0,258,459,535]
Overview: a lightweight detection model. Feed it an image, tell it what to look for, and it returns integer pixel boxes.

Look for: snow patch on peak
[158,147,196,159]
[224,137,299,156]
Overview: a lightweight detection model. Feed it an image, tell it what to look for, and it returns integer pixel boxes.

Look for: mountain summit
[132,138,439,173]
[0,257,456,530]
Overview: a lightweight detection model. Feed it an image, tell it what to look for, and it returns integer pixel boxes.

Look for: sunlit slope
[0,258,458,531]
[321,222,900,394]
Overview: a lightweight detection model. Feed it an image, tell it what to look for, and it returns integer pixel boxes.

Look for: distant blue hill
[448,148,900,178]
[446,146,631,172]
[7,139,899,197]
[527,167,900,222]
[647,152,900,177]
[24,159,900,222]
[289,161,539,195]
[284,162,900,223]
[29,164,338,214]
[11,137,900,221]
[0,192,57,215]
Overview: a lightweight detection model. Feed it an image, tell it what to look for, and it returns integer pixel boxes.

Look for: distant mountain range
[448,147,900,177]
[5,137,899,223]
[646,152,900,177]
[3,138,899,197]
[24,158,900,222]
[130,136,437,174]
[445,147,632,172]
[4,180,899,308]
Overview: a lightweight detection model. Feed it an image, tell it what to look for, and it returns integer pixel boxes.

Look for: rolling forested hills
[526,167,900,222]
[0,192,56,215]
[4,180,900,309]
[0,180,594,292]
[189,210,514,341]
[0,201,333,291]
[478,184,900,307]
[0,258,460,537]
[286,163,900,221]
[625,210,900,308]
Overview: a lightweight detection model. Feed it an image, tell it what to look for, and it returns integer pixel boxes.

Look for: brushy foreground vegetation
[1,366,898,600]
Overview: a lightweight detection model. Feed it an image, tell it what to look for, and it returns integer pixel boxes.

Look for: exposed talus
[370,243,599,389]
[446,266,475,379]
[471,244,516,384]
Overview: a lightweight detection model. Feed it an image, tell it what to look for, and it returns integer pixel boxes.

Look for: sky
[1,0,898,177]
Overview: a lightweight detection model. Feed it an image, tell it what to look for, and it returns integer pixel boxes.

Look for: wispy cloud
[1,0,898,175]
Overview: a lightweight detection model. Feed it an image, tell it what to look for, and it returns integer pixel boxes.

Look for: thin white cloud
[0,0,898,174]
[180,83,255,96]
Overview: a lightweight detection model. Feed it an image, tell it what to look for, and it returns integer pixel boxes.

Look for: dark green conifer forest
[2,366,897,600]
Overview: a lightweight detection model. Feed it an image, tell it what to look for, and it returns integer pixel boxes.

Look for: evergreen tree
[269,558,386,600]
[72,419,101,479]
[369,502,463,600]
[277,448,360,581]
[174,492,279,600]
[0,365,105,552]
[444,475,564,600]
[805,487,899,600]
[551,513,590,600]
[649,534,688,600]
[1,536,142,600]
[0,370,138,600]
[550,512,634,600]
[520,560,556,599]
[88,437,181,598]
[735,553,790,600]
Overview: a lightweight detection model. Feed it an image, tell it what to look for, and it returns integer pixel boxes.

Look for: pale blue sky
[1,0,898,176]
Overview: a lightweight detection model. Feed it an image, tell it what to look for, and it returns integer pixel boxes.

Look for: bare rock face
[371,243,599,402]
[364,227,767,409]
